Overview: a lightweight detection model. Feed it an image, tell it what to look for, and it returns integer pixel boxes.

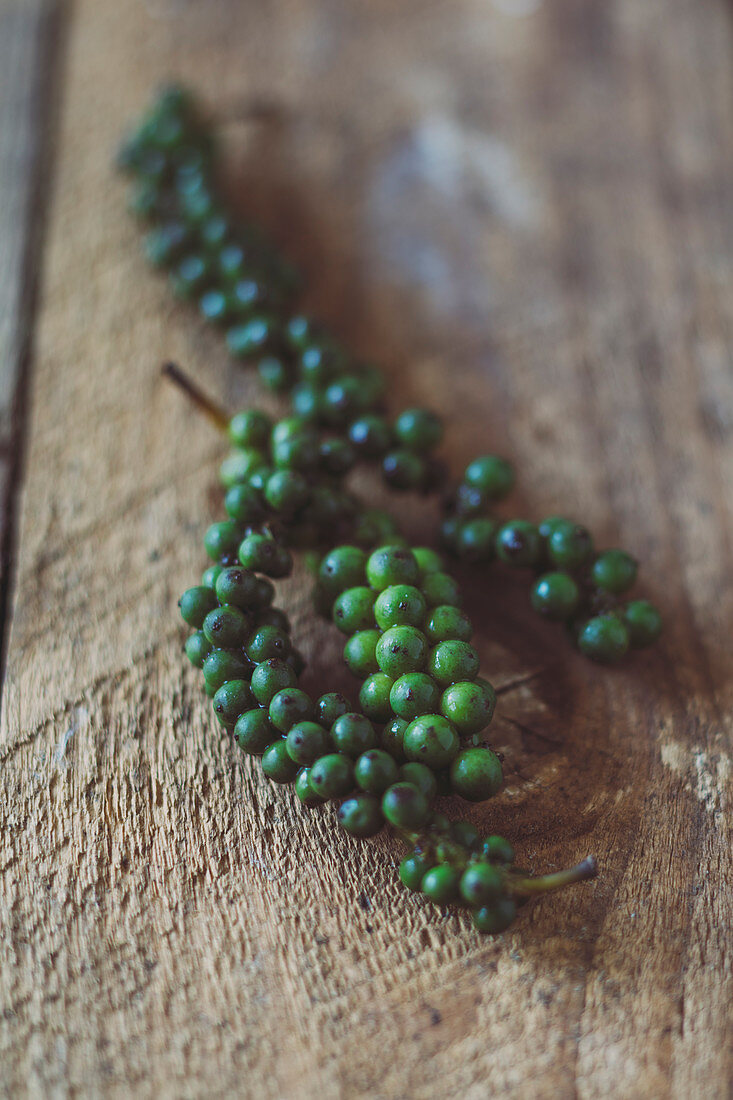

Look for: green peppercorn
[286,721,331,766]
[354,749,400,794]
[214,567,259,610]
[381,782,429,828]
[295,767,324,807]
[366,546,419,591]
[337,793,384,837]
[272,432,320,472]
[332,587,376,634]
[264,469,309,515]
[413,547,444,580]
[547,520,594,571]
[261,740,300,784]
[456,518,498,563]
[399,852,431,891]
[374,585,427,630]
[199,288,230,325]
[460,862,503,906]
[250,658,298,705]
[185,630,212,668]
[403,714,460,769]
[268,688,315,733]
[244,625,291,663]
[424,605,473,644]
[463,455,515,500]
[179,585,218,628]
[212,679,254,726]
[343,629,380,677]
[202,648,251,692]
[358,672,395,723]
[228,409,272,450]
[428,640,479,685]
[381,717,408,761]
[309,753,355,799]
[318,546,367,596]
[202,605,252,648]
[201,564,223,589]
[226,315,279,359]
[224,482,264,524]
[530,572,580,619]
[203,521,243,561]
[440,679,496,735]
[375,626,428,678]
[220,450,268,490]
[327,713,375,758]
[238,534,292,578]
[316,692,352,728]
[394,408,443,453]
[319,437,356,475]
[382,449,427,491]
[171,254,211,299]
[421,572,462,608]
[421,865,460,904]
[258,356,293,393]
[389,673,441,721]
[348,414,392,457]
[591,549,638,594]
[472,897,516,934]
[495,520,542,567]
[450,821,480,850]
[481,835,515,864]
[399,762,437,804]
[234,708,275,754]
[450,746,503,802]
[578,614,629,663]
[538,515,567,543]
[622,599,662,648]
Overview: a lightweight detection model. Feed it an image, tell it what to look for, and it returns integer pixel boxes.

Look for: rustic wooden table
[1,0,731,1096]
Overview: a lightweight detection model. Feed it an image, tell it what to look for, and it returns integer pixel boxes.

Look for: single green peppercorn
[463,455,515,500]
[316,692,352,728]
[382,449,427,492]
[394,408,443,453]
[495,520,542,567]
[450,746,503,802]
[201,564,223,589]
[171,254,211,299]
[331,713,377,757]
[547,520,594,571]
[264,469,309,515]
[460,862,503,906]
[309,753,355,799]
[354,749,400,794]
[381,717,408,761]
[261,740,301,784]
[389,673,441,721]
[184,630,211,668]
[481,835,515,864]
[258,356,293,393]
[203,521,243,561]
[399,762,437,804]
[538,515,567,543]
[251,576,275,609]
[413,547,444,579]
[295,767,324,807]
[202,648,250,692]
[250,658,298,705]
[318,546,367,596]
[366,546,419,591]
[319,436,356,475]
[591,549,638,594]
[374,585,427,630]
[234,708,275,754]
[268,688,315,733]
[399,852,431,891]
[456,518,498,563]
[403,714,460,769]
[421,865,460,904]
[440,680,496,735]
[238,534,293,578]
[337,793,384,838]
[421,572,462,608]
[286,721,331,766]
[343,629,381,677]
[227,409,271,450]
[381,782,429,829]
[578,614,630,663]
[530,572,581,620]
[358,672,395,723]
[450,821,480,850]
[622,599,662,647]
[202,605,252,648]
[199,288,230,325]
[224,482,264,523]
[212,679,254,726]
[348,414,392,457]
[272,433,321,473]
[179,585,218,628]
[472,897,516,934]
[428,640,480,686]
[424,605,473,644]
[375,626,428,678]
[215,567,259,610]
[332,586,376,634]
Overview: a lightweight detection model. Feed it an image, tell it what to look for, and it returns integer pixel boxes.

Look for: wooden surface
[1,0,732,1096]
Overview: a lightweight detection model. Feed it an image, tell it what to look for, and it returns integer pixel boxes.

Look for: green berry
[413,547,444,579]
[399,762,437,803]
[538,515,567,542]
[286,721,331,766]
[185,630,211,668]
[358,673,395,723]
[315,692,352,727]
[450,821,480,850]
[214,567,259,610]
[591,549,638,594]
[228,409,272,449]
[424,605,473,644]
[375,626,428,678]
[309,753,355,799]
[268,688,315,733]
[460,862,503,906]
[202,605,252,648]
[399,852,431,891]
[264,469,309,515]
[212,679,253,726]
[337,793,384,837]
[456,518,498,563]
[481,835,515,864]
[381,717,408,761]
[319,437,356,476]
[258,355,293,392]
[421,572,461,608]
[366,545,419,591]
[272,432,320,472]
[463,455,515,500]
[202,648,250,691]
[348,414,392,457]
[332,587,376,634]
[256,608,291,633]
[547,520,594,571]
[622,600,662,648]
[394,408,443,453]
[495,520,542,567]
[472,898,516,934]
[238,534,292,578]
[250,658,298,705]
[234,709,275,754]
[201,564,222,589]
[403,714,460,769]
[203,521,243,561]
[343,630,380,676]
[382,449,427,491]
[381,782,429,828]
[245,625,291,664]
[450,747,503,802]
[374,585,427,630]
[530,572,580,620]
[421,865,460,904]
[295,768,323,807]
[354,749,400,794]
[578,614,629,663]
[179,585,218,628]
[440,680,496,735]
[261,740,300,784]
[428,640,479,685]
[331,713,377,757]
[226,315,279,359]
[220,450,267,488]
[389,673,441,721]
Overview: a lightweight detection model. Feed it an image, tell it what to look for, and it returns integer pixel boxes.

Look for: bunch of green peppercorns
[119,85,666,935]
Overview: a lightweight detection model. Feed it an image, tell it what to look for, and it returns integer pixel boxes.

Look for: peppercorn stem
[162,361,229,432]
[509,855,598,897]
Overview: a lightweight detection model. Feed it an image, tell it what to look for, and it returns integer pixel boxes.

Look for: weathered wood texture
[1,0,732,1096]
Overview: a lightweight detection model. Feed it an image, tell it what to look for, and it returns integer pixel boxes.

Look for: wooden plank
[1,0,732,1096]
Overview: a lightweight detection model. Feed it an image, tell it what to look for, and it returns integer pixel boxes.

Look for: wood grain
[1,0,732,1096]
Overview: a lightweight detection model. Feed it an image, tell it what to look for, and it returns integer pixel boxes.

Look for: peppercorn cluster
[441,457,663,663]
